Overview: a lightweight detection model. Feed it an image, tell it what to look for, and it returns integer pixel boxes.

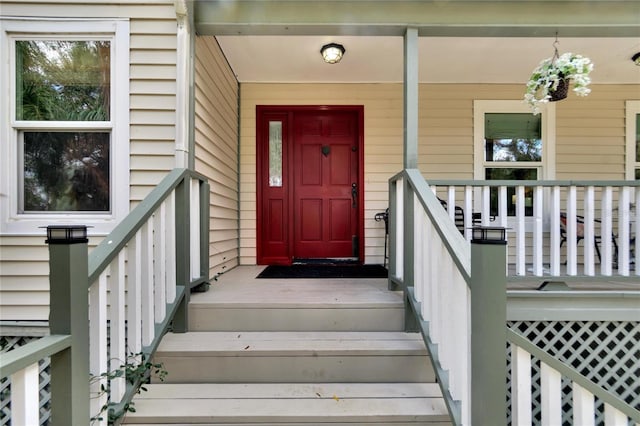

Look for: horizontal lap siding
[555,86,633,180]
[239,84,404,265]
[240,83,636,265]
[0,1,178,321]
[195,37,240,279]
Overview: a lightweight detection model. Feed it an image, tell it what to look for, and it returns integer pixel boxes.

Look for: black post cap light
[44,225,89,244]
[471,226,507,245]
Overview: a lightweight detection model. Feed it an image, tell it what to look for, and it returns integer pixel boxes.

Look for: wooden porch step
[122,383,450,425]
[154,331,433,383]
[188,277,404,332]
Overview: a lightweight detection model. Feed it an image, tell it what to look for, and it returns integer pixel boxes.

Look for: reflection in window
[269,121,282,187]
[16,40,110,121]
[484,113,541,162]
[22,132,110,212]
[486,168,537,216]
[483,113,542,217]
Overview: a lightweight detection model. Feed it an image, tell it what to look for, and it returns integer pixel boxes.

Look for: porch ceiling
[193,0,640,84]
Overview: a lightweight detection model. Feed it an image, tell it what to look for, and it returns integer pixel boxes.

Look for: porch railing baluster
[0,169,209,425]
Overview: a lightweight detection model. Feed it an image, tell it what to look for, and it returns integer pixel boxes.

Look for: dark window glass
[23,132,110,212]
[636,114,640,162]
[485,168,537,216]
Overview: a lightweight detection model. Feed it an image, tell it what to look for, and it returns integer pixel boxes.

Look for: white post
[541,362,562,426]
[511,346,532,425]
[572,383,595,426]
[10,363,40,426]
[533,185,544,275]
[567,186,578,275]
[584,187,596,275]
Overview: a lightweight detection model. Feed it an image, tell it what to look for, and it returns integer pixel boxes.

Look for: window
[1,20,129,234]
[474,100,555,217]
[626,101,640,180]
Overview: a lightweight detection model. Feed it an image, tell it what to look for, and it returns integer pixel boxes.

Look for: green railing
[0,168,209,425]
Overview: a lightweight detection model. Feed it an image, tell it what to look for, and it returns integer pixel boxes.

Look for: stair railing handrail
[508,328,640,424]
[88,167,209,424]
[390,169,639,426]
[0,168,210,425]
[89,168,207,285]
[389,168,473,425]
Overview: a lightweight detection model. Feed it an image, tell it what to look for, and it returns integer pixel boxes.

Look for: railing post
[45,225,90,426]
[403,179,419,332]
[173,176,191,333]
[470,226,507,426]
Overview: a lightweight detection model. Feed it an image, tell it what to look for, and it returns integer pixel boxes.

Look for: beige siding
[240,83,638,265]
[0,1,178,321]
[195,37,240,279]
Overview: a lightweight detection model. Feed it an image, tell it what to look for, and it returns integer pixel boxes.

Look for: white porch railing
[388,170,640,426]
[389,169,473,425]
[508,329,640,425]
[0,168,210,425]
[429,180,639,277]
[87,169,209,424]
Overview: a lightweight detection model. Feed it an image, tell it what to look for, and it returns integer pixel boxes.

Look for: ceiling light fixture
[321,43,345,64]
[632,52,640,66]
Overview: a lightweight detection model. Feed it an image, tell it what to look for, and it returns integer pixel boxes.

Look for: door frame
[256,105,365,265]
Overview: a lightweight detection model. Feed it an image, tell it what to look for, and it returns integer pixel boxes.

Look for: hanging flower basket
[548,74,569,101]
[524,52,594,114]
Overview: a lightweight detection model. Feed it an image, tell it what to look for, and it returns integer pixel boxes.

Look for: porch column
[403,27,419,169]
[470,226,507,425]
[175,0,196,169]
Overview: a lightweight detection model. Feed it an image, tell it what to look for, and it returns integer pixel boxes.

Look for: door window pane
[16,40,110,121]
[485,168,537,216]
[269,121,282,187]
[22,131,110,212]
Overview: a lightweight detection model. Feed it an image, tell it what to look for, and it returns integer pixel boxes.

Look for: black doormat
[257,263,388,279]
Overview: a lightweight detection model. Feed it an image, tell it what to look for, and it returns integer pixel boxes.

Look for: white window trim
[473,100,556,230]
[0,19,130,235]
[625,100,640,180]
[474,100,555,181]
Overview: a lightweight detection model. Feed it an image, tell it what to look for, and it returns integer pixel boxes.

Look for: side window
[474,100,554,218]
[626,101,640,180]
[17,40,111,212]
[1,20,129,234]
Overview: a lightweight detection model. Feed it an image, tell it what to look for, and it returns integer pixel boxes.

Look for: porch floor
[201,265,639,297]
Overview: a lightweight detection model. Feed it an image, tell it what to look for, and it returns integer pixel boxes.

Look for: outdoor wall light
[44,225,89,244]
[471,226,507,245]
[321,43,345,64]
[632,52,640,66]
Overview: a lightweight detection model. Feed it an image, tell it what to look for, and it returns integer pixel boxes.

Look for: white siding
[195,36,240,279]
[239,83,638,265]
[0,1,178,321]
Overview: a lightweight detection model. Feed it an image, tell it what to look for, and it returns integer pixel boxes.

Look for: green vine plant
[90,351,167,425]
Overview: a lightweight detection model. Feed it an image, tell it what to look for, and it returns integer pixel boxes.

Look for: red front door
[257,106,363,264]
[293,111,359,259]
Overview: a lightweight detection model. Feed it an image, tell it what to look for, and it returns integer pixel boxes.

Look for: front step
[123,383,450,425]
[188,279,404,331]
[124,267,448,425]
[154,331,434,383]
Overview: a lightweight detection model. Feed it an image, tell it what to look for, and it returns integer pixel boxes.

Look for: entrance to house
[257,106,364,265]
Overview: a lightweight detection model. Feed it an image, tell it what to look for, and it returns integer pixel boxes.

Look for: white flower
[524,52,594,114]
